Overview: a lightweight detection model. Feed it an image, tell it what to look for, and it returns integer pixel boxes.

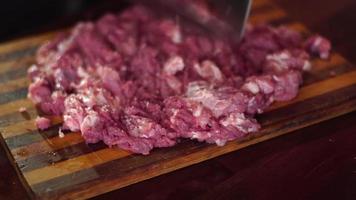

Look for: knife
[135,0,252,41]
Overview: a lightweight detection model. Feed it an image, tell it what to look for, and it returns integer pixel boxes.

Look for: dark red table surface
[1,0,356,199]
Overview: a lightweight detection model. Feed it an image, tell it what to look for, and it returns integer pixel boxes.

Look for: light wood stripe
[250,5,287,24]
[0,87,27,105]
[269,70,356,110]
[0,116,62,139]
[0,55,34,74]
[0,99,34,118]
[0,77,29,94]
[0,119,38,138]
[310,54,347,72]
[0,31,57,56]
[0,77,29,93]
[285,22,309,33]
[24,148,131,186]
[12,132,84,161]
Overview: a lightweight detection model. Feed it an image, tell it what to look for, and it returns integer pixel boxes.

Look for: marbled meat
[27,5,331,154]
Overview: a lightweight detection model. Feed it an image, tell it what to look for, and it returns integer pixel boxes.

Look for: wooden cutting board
[1,0,356,199]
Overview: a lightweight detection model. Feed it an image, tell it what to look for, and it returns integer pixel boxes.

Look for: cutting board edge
[0,133,37,200]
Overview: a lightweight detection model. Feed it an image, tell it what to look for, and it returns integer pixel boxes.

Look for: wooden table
[1,0,356,199]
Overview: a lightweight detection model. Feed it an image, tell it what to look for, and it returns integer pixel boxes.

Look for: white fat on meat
[255,78,274,94]
[266,51,311,72]
[187,102,211,128]
[302,60,312,71]
[63,95,86,132]
[190,131,211,139]
[58,128,65,138]
[77,66,90,78]
[192,104,203,117]
[185,81,210,97]
[189,131,226,146]
[79,110,105,143]
[194,60,223,82]
[243,76,275,95]
[163,56,185,75]
[186,81,229,118]
[27,64,40,79]
[97,66,121,94]
[80,111,101,130]
[310,36,331,59]
[215,139,226,146]
[80,88,111,108]
[242,82,260,94]
[220,113,258,133]
[124,115,155,138]
[169,109,179,124]
[266,51,291,72]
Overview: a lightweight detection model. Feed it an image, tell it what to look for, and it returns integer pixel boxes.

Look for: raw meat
[35,117,51,130]
[28,5,331,154]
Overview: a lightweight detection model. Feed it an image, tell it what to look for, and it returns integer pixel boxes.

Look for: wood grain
[0,1,355,199]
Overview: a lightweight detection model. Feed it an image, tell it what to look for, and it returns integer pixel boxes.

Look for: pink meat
[305,35,332,59]
[28,5,331,155]
[35,117,51,130]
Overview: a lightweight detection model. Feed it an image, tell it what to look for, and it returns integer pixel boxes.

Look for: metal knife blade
[207,0,252,40]
[134,0,252,41]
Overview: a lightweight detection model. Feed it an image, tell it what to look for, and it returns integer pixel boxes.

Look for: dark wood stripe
[5,125,62,149]
[259,96,356,137]
[31,139,206,195]
[19,142,106,173]
[0,67,28,84]
[0,88,27,105]
[0,45,38,63]
[33,168,102,200]
[258,83,356,126]
[0,107,37,127]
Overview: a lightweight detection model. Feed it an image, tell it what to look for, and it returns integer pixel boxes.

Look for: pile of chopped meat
[28,5,331,154]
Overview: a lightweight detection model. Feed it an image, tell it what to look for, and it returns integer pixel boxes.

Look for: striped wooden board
[1,0,356,199]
